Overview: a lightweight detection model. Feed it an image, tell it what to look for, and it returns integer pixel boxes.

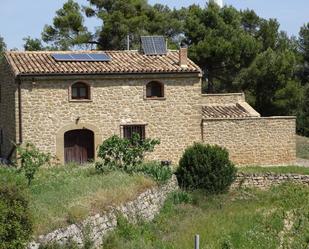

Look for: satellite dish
[209,0,223,8]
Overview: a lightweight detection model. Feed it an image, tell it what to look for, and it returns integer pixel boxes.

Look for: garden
[1,134,309,249]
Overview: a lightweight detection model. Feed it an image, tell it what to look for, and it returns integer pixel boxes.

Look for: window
[123,125,146,140]
[71,82,90,100]
[146,81,164,98]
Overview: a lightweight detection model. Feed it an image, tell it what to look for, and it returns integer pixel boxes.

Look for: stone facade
[19,73,202,164]
[0,57,297,166]
[28,175,179,249]
[232,173,309,189]
[0,61,17,158]
[203,117,296,166]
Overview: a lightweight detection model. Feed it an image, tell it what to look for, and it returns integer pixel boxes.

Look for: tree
[23,37,44,51]
[17,143,51,185]
[42,0,93,50]
[85,0,182,50]
[235,48,303,116]
[0,35,6,61]
[183,3,260,92]
[298,23,309,84]
[298,86,309,136]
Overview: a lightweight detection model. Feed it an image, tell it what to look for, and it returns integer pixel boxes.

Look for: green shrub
[176,143,237,194]
[0,181,32,249]
[138,162,172,183]
[172,191,193,205]
[96,134,160,173]
[17,143,51,185]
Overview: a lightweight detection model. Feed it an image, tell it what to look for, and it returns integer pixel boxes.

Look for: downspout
[17,76,23,144]
[201,119,204,142]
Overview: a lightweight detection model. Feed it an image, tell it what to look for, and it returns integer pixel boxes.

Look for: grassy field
[103,184,309,249]
[239,165,309,175]
[297,135,309,159]
[0,165,154,236]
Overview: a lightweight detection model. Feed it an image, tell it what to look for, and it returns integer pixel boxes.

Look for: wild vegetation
[102,183,309,249]
[0,165,154,236]
[239,165,309,175]
[0,181,32,249]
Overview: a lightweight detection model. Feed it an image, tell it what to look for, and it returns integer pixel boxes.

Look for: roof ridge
[5,50,180,54]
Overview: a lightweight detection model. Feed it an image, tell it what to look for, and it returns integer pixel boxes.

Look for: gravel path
[296,158,309,167]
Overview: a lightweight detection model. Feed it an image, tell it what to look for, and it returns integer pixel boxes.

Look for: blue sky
[0,0,308,50]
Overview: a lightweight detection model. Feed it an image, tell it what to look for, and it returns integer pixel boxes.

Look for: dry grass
[0,165,155,236]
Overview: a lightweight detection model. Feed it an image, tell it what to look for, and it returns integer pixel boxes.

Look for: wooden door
[64,129,94,164]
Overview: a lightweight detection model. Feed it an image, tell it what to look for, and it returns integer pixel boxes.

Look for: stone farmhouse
[0,43,296,166]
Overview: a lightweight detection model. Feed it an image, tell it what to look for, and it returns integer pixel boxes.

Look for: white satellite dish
[209,0,223,8]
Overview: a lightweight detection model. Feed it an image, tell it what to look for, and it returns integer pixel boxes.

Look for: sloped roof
[202,104,252,119]
[4,50,201,77]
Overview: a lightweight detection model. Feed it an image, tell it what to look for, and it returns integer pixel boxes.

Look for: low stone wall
[203,117,296,166]
[232,173,309,189]
[28,175,179,249]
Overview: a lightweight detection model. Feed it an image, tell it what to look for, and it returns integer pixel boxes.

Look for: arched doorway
[64,129,94,164]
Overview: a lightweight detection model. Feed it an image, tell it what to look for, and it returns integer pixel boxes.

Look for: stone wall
[0,61,17,158]
[20,73,202,164]
[203,117,296,166]
[28,175,179,249]
[232,173,309,189]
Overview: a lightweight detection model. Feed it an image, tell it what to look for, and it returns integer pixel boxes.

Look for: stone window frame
[144,81,166,100]
[68,81,92,102]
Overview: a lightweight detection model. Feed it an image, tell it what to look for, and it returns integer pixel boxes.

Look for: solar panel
[88,54,111,61]
[52,54,73,61]
[51,53,111,62]
[141,36,167,55]
[71,54,92,61]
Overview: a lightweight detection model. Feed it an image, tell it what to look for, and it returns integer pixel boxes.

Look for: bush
[138,162,172,184]
[96,134,160,173]
[0,181,32,249]
[176,143,237,194]
[172,191,193,205]
[17,143,51,185]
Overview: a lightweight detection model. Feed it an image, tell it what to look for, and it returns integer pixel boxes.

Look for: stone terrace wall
[28,175,179,249]
[232,173,309,190]
[203,117,296,166]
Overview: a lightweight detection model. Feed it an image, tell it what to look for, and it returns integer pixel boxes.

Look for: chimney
[179,47,188,68]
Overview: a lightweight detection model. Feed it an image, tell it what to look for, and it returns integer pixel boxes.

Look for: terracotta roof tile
[202,104,252,119]
[4,50,201,76]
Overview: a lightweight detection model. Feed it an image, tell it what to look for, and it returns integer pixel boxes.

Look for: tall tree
[42,0,92,50]
[85,0,182,50]
[0,35,6,61]
[184,3,260,92]
[23,37,44,51]
[298,85,309,136]
[298,23,309,84]
[235,48,302,116]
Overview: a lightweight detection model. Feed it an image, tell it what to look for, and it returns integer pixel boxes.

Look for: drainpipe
[17,76,23,144]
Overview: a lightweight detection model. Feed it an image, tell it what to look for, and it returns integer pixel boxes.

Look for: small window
[123,125,146,140]
[71,82,90,100]
[146,81,164,98]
